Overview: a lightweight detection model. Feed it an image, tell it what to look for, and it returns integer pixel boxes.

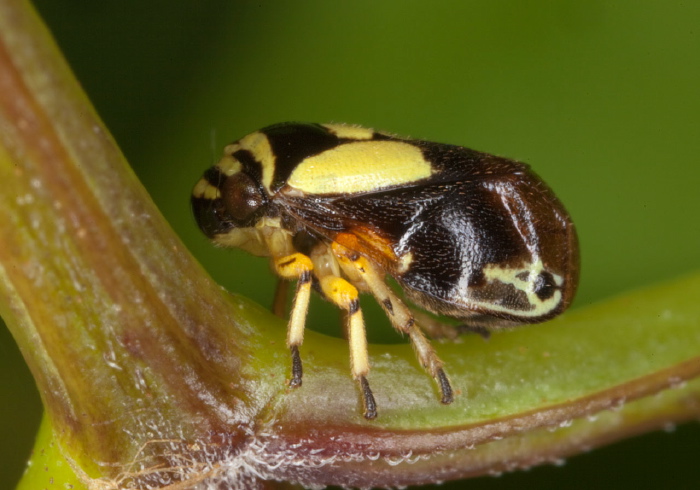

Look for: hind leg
[332,242,453,405]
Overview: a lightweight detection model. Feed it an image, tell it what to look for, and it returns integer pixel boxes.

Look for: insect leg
[273,253,313,388]
[407,308,493,340]
[409,308,461,341]
[332,242,454,405]
[318,275,377,419]
[271,279,290,318]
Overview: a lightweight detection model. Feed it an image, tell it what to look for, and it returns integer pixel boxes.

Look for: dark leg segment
[359,375,377,419]
[437,368,453,404]
[289,345,303,388]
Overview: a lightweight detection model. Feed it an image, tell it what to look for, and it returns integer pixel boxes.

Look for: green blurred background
[2,1,700,488]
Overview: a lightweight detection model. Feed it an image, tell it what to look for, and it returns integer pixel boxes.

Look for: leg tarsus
[289,345,303,388]
[359,376,377,419]
[437,368,453,404]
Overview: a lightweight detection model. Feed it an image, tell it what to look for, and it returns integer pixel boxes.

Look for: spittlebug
[191,122,579,419]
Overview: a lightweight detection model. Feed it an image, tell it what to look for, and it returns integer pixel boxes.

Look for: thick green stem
[1,1,700,489]
[0,0,261,484]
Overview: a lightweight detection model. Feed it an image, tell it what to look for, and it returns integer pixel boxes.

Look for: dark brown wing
[276,144,578,324]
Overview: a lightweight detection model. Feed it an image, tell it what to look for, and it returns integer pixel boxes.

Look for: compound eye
[222,173,265,222]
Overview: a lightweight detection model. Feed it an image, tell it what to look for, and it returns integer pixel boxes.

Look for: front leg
[273,253,314,388]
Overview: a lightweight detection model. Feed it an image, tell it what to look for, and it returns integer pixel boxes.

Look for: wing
[276,142,579,324]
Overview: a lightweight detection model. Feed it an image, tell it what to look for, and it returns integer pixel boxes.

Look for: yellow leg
[273,253,313,388]
[332,242,454,405]
[319,275,377,419]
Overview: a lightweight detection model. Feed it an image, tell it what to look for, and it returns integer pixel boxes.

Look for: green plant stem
[1,0,700,488]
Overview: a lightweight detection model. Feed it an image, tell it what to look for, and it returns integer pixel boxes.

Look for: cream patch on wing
[458,259,564,318]
[479,259,563,317]
[287,140,432,195]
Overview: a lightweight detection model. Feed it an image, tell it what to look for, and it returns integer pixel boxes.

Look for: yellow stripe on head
[238,131,276,192]
[192,178,221,200]
[322,123,374,140]
[217,144,243,176]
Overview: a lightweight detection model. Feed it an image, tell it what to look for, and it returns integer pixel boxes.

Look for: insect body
[191,122,579,419]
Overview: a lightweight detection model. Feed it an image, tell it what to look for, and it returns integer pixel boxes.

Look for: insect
[191,122,579,419]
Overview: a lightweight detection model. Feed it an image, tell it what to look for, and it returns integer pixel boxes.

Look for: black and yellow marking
[192,122,579,419]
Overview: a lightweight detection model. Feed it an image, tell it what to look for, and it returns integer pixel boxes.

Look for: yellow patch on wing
[479,260,563,317]
[287,140,432,195]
